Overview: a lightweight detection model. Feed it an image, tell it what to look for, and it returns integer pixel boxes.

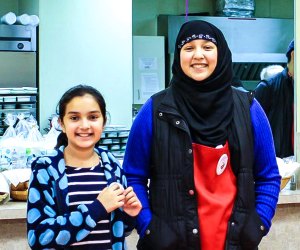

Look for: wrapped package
[0,114,46,170]
[26,115,44,145]
[2,113,17,139]
[43,115,61,149]
[0,173,10,205]
[15,113,31,139]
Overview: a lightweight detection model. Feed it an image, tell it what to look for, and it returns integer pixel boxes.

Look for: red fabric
[193,142,236,250]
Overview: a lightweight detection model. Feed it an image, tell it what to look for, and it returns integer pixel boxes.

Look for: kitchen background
[0,0,299,249]
[0,0,132,134]
[0,0,295,134]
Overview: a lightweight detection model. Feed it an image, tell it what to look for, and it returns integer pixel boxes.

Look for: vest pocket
[240,209,265,249]
[137,214,179,250]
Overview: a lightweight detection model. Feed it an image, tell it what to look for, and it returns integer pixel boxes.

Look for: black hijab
[171,20,233,146]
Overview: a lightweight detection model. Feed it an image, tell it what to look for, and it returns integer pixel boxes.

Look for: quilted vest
[145,87,263,250]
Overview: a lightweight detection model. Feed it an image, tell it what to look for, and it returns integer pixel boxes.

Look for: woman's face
[180,39,217,82]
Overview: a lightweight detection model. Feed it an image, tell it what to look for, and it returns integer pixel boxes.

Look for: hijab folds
[171,20,233,147]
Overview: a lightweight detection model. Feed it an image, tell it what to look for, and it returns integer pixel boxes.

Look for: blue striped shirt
[66,163,112,250]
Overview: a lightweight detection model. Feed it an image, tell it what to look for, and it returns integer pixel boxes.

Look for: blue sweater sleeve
[251,98,281,232]
[123,98,153,236]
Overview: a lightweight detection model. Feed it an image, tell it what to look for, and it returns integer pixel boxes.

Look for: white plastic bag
[26,115,44,144]
[2,113,17,139]
[44,115,61,149]
[15,113,31,138]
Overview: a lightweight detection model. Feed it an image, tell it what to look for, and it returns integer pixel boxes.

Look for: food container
[10,181,29,201]
[277,157,300,191]
[17,96,31,102]
[118,131,130,137]
[3,104,16,109]
[19,104,33,109]
[3,96,16,102]
[121,138,128,143]
[10,190,28,201]
[111,145,120,150]
[106,132,118,137]
[0,193,9,204]
[280,176,292,190]
[101,139,113,144]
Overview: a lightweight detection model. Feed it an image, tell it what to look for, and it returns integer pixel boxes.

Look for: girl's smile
[60,93,104,152]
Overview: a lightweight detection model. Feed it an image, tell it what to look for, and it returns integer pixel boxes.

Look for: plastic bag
[26,115,44,144]
[276,156,300,178]
[2,113,17,139]
[216,0,255,17]
[15,113,31,139]
[44,115,61,149]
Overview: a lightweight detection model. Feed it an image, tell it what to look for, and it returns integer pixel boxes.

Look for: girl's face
[60,94,104,151]
[180,39,218,82]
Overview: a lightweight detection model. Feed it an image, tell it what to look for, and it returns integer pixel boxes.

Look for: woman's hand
[97,183,125,213]
[123,186,142,217]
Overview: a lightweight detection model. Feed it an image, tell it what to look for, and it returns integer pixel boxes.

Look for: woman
[123,20,280,250]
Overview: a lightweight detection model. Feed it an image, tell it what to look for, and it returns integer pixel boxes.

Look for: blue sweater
[27,146,134,250]
[123,97,281,236]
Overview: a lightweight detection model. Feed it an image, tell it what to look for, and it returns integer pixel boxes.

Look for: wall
[132,0,294,36]
[18,0,39,15]
[38,0,132,131]
[0,0,38,16]
[255,0,294,17]
[0,0,18,16]
[132,0,213,36]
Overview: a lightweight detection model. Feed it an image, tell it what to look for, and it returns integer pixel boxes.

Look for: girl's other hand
[123,186,142,217]
[97,183,125,213]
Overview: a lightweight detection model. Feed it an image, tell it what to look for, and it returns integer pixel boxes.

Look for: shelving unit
[99,128,130,159]
[0,91,38,136]
[0,24,38,136]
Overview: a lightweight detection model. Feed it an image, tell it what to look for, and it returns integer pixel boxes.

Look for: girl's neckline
[63,148,101,168]
[65,161,102,170]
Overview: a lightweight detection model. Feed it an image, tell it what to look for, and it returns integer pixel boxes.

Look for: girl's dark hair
[55,84,107,149]
[287,52,292,63]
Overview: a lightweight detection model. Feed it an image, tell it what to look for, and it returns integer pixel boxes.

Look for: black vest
[137,87,265,250]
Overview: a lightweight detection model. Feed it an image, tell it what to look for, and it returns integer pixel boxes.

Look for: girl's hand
[97,183,125,213]
[123,186,142,217]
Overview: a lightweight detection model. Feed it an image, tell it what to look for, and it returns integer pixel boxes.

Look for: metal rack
[99,128,130,159]
[0,90,38,136]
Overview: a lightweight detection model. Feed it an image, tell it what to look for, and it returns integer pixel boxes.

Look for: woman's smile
[180,39,217,81]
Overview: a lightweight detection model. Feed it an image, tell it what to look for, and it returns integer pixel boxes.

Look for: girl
[123,20,281,250]
[27,84,142,250]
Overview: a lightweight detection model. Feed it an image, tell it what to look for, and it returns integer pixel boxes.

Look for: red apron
[193,142,236,250]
